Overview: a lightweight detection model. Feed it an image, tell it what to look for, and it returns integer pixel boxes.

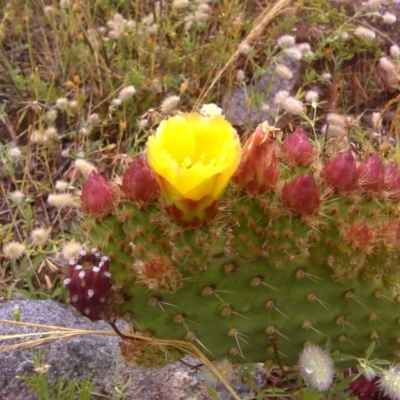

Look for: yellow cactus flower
[147,112,241,225]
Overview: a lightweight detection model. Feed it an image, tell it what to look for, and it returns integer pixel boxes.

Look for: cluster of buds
[64,248,113,321]
[235,123,400,217]
[325,152,400,198]
[79,116,400,224]
[81,156,159,217]
[235,124,321,216]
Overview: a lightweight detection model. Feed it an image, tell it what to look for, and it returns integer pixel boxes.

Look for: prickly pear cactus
[65,111,400,367]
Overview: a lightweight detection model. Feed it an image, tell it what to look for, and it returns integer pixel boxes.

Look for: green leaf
[373,359,392,365]
[294,388,324,400]
[263,388,286,394]
[205,385,220,400]
[333,374,356,390]
[325,337,332,353]
[332,354,356,363]
[365,342,376,360]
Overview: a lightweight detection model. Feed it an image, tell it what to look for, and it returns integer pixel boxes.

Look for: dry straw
[0,318,241,400]
[195,0,292,109]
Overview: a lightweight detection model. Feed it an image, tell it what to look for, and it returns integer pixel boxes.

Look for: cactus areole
[67,114,400,367]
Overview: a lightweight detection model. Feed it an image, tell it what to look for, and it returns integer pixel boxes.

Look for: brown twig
[269,337,294,389]
[108,321,132,340]
[179,358,203,370]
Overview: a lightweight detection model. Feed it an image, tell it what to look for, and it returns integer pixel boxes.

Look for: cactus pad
[69,121,400,367]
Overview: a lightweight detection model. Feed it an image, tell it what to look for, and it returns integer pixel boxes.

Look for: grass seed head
[118,85,136,102]
[276,64,293,80]
[378,366,400,400]
[55,97,69,110]
[9,190,25,203]
[282,97,305,115]
[74,159,97,178]
[390,45,400,58]
[61,241,83,260]
[47,193,76,209]
[354,26,376,40]
[274,90,289,105]
[277,34,296,49]
[160,95,180,114]
[87,113,100,125]
[299,345,335,391]
[382,12,396,25]
[3,241,26,260]
[30,227,50,246]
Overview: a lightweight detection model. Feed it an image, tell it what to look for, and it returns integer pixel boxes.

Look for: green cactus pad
[73,133,400,367]
[76,191,400,366]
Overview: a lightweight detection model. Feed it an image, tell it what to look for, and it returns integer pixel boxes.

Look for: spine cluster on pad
[66,117,400,367]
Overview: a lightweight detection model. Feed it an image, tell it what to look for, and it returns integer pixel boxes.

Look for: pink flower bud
[384,163,400,198]
[81,172,114,216]
[281,173,321,216]
[324,151,358,192]
[358,154,385,193]
[234,122,278,194]
[280,127,315,167]
[347,223,374,251]
[121,156,159,206]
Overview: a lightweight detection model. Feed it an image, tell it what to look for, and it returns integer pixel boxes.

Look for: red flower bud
[234,122,278,194]
[358,154,385,193]
[384,163,400,198]
[121,156,159,206]
[81,172,115,216]
[280,127,315,167]
[324,151,359,192]
[281,173,321,216]
[346,223,374,251]
[64,248,113,321]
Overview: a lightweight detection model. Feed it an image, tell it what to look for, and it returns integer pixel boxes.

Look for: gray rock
[222,51,302,127]
[0,300,260,400]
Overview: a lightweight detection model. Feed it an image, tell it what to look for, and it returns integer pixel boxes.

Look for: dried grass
[0,318,241,400]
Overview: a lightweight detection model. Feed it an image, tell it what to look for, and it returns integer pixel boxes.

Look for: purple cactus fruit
[64,248,113,321]
[350,375,390,400]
